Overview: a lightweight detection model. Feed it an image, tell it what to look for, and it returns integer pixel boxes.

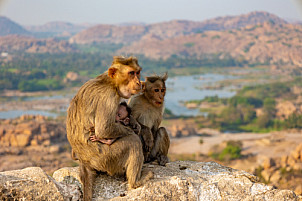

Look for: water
[165,74,237,116]
[0,73,238,119]
[0,110,58,119]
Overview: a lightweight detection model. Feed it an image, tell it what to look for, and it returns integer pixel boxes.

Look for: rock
[293,163,302,170]
[295,185,302,196]
[49,145,61,153]
[281,155,288,167]
[276,101,297,120]
[292,150,301,160]
[261,169,272,182]
[296,143,302,152]
[53,161,300,201]
[65,71,79,81]
[0,117,67,148]
[15,133,31,147]
[288,155,297,168]
[0,167,81,201]
[168,124,197,138]
[263,157,275,169]
[270,170,281,184]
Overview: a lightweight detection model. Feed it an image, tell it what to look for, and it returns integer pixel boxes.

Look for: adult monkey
[128,73,170,166]
[66,56,153,201]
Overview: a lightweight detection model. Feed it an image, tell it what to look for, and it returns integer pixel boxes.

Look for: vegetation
[210,141,243,161]
[0,43,252,92]
[195,77,302,132]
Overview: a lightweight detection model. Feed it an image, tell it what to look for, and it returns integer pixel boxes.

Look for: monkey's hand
[132,123,141,135]
[123,117,130,125]
[98,138,116,145]
[89,135,99,142]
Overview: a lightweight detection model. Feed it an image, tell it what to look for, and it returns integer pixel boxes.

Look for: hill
[0,35,76,53]
[118,22,302,66]
[69,11,287,44]
[0,11,300,66]
[25,21,92,35]
[0,16,30,36]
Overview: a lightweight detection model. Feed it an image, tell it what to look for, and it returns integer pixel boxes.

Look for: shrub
[210,140,242,161]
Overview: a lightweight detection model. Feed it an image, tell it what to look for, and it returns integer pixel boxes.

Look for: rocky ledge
[0,161,301,201]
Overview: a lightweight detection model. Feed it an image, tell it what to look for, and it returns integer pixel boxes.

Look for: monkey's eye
[154,89,159,92]
[129,71,135,76]
[136,71,140,75]
[161,89,165,92]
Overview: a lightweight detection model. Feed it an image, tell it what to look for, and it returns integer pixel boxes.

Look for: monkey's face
[118,68,141,99]
[145,80,166,108]
[115,105,129,122]
[109,66,142,99]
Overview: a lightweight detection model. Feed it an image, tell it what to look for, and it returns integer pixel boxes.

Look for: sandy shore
[169,130,302,159]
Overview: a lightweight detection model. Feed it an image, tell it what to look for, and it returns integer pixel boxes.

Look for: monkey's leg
[80,163,97,201]
[151,127,170,166]
[123,134,153,189]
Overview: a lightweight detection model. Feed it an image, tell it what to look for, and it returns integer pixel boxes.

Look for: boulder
[1,161,301,200]
[0,167,81,201]
[270,170,281,184]
[65,71,79,81]
[52,161,300,201]
[263,157,275,170]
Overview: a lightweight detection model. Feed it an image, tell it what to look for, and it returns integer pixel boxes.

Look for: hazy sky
[0,0,302,26]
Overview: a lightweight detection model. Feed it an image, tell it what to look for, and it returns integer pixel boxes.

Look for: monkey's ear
[108,67,117,79]
[141,81,146,91]
[162,72,168,81]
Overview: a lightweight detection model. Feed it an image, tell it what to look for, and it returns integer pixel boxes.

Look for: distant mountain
[25,21,93,34]
[0,35,76,53]
[0,16,30,36]
[118,22,302,66]
[1,11,300,66]
[69,24,148,44]
[196,11,287,31]
[70,11,287,44]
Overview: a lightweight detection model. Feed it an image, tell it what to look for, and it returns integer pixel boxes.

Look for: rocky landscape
[0,115,74,173]
[1,9,302,200]
[1,11,302,67]
[1,115,302,197]
[0,35,76,54]
[1,161,301,200]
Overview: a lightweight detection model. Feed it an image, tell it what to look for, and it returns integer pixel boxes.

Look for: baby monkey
[89,101,140,145]
[72,102,140,160]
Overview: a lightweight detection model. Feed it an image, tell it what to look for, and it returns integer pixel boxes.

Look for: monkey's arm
[139,124,154,152]
[128,115,141,135]
[94,98,135,139]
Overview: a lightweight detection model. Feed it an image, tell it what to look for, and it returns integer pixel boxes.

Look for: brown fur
[128,73,170,165]
[66,56,153,201]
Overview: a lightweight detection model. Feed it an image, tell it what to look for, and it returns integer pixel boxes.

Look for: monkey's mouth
[154,101,162,106]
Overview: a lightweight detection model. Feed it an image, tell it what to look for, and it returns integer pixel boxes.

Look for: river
[0,73,237,119]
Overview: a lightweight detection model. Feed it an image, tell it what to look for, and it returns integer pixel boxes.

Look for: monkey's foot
[128,169,153,190]
[157,155,169,166]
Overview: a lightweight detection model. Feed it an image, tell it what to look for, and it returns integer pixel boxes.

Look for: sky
[0,0,302,26]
